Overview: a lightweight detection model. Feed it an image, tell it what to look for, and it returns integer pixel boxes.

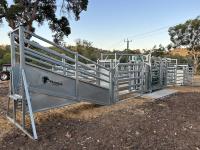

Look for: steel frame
[7,26,194,140]
[7,26,114,140]
[7,26,38,139]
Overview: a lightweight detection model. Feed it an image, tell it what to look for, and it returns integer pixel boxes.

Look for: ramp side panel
[79,82,110,105]
[25,65,110,111]
[25,65,77,112]
[25,65,76,98]
[12,65,20,93]
[30,92,77,112]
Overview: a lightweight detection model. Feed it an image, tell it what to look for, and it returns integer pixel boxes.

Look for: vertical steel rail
[140,62,145,95]
[19,26,25,69]
[114,53,117,67]
[109,69,114,104]
[159,60,163,88]
[19,26,26,128]
[75,53,79,101]
[109,60,114,104]
[116,66,119,102]
[149,61,153,92]
[96,60,100,86]
[22,69,38,139]
[128,65,131,91]
[174,59,177,85]
[62,54,66,76]
[10,33,16,67]
[10,32,16,92]
[8,32,16,116]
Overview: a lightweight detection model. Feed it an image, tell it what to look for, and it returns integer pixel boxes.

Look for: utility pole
[124,38,132,50]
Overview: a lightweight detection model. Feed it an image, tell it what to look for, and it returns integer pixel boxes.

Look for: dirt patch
[0,82,13,141]
[0,81,200,149]
[170,85,200,93]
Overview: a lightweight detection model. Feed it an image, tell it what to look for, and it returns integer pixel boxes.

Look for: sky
[0,0,200,51]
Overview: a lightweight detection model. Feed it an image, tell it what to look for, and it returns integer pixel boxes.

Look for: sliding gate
[113,63,145,101]
[150,57,167,91]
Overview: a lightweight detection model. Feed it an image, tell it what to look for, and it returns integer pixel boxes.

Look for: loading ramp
[6,26,194,140]
[7,26,115,139]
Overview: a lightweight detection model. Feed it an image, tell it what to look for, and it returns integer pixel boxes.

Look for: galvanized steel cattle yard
[7,26,194,140]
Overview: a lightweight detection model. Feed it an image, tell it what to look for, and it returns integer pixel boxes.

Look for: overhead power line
[108,25,170,49]
[109,16,198,49]
[127,26,169,39]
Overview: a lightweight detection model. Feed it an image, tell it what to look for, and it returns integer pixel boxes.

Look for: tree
[168,16,200,74]
[0,45,11,68]
[74,39,100,61]
[0,0,88,44]
[123,49,141,55]
[151,44,166,57]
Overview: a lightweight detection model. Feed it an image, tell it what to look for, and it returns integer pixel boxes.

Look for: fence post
[96,60,100,86]
[75,53,79,101]
[10,33,16,67]
[128,65,131,91]
[160,60,163,88]
[19,26,25,69]
[9,31,16,96]
[174,59,177,85]
[140,62,145,95]
[19,25,26,128]
[109,60,115,104]
[109,68,115,104]
[116,65,119,102]
[62,54,66,76]
[149,59,152,93]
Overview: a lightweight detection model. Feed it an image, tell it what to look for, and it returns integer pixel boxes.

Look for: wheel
[0,72,10,81]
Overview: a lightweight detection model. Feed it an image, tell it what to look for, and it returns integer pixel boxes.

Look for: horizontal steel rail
[11,27,111,90]
[24,40,76,63]
[78,61,110,77]
[24,30,77,55]
[78,69,109,83]
[117,70,142,74]
[118,84,142,91]
[118,77,142,82]
[78,54,110,71]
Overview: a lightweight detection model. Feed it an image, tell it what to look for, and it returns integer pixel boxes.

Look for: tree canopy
[168,16,200,73]
[168,16,200,50]
[151,44,166,57]
[0,0,88,44]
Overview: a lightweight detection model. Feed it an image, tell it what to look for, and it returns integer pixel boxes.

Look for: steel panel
[12,65,20,93]
[25,65,76,98]
[24,65,110,111]
[30,92,77,112]
[79,81,110,105]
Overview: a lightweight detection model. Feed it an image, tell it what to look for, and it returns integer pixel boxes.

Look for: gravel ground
[0,81,200,150]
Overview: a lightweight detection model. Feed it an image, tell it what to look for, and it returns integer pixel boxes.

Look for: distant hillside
[169,48,189,57]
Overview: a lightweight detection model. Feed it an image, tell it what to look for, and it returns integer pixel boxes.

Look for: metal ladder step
[9,94,22,101]
[9,94,23,110]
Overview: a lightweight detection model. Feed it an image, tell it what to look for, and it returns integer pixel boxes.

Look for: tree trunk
[193,54,199,75]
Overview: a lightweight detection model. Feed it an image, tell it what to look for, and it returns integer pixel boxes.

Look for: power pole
[124,38,132,50]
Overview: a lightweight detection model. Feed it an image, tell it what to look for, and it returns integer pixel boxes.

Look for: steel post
[75,53,79,101]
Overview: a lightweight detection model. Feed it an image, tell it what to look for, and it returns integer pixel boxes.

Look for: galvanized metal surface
[7,26,113,140]
[7,26,194,140]
[141,89,178,100]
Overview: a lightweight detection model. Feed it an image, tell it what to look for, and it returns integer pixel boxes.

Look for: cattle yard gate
[7,26,193,140]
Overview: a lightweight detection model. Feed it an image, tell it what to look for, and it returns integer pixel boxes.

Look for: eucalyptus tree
[0,0,88,44]
[169,16,200,73]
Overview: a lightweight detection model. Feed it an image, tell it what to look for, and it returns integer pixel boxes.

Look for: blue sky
[0,0,200,50]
